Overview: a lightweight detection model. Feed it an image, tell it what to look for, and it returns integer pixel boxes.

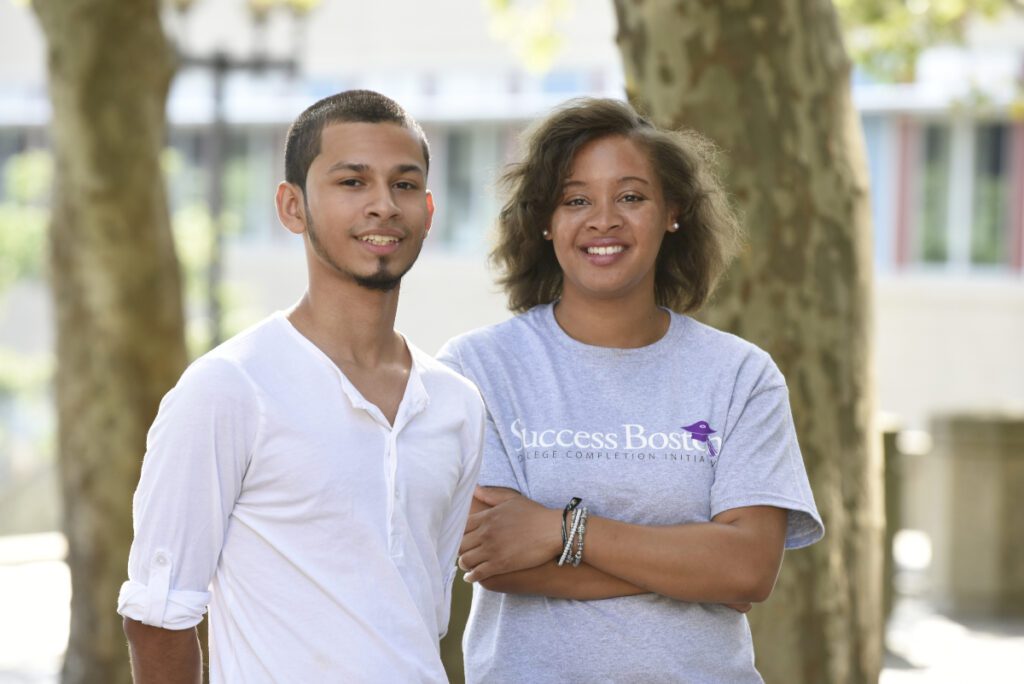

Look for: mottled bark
[30,1,186,682]
[613,1,883,682]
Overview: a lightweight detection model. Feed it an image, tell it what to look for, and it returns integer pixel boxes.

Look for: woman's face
[548,135,674,306]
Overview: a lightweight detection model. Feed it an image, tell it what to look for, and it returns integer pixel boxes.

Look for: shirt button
[155,553,169,566]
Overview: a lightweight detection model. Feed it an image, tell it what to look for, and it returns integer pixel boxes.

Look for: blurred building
[0,0,1022,433]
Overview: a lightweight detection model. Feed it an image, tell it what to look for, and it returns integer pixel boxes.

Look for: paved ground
[0,534,67,684]
[881,599,1024,684]
[2,533,1022,683]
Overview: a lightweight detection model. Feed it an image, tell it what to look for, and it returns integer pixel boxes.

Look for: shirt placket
[385,427,402,555]
[384,378,428,557]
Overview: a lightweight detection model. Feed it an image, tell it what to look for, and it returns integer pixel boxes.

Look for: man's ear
[276,181,307,235]
[424,190,435,236]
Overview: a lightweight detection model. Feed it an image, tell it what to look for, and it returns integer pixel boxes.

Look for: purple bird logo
[682,421,718,458]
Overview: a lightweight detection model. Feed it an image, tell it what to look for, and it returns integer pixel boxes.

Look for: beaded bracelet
[571,507,588,567]
[561,497,582,547]
[558,507,584,567]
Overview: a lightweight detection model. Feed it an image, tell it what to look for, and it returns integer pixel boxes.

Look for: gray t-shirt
[437,303,824,684]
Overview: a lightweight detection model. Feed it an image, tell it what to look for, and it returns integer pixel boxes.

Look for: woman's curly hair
[491,98,743,313]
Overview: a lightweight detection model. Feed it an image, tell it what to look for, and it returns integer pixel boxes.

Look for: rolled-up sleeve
[117,356,261,629]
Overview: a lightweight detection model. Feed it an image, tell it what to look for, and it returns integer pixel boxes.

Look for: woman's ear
[667,204,682,233]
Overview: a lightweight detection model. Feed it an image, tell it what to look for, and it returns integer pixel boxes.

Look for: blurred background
[0,0,1022,682]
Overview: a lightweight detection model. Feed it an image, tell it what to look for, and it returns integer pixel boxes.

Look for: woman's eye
[621,193,645,202]
[564,197,588,206]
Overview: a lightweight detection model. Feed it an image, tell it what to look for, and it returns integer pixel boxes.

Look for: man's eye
[394,181,418,190]
[339,178,363,187]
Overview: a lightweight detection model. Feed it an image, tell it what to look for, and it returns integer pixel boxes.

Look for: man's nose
[365,184,400,219]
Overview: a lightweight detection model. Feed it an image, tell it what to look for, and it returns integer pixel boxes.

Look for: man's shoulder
[208,313,285,361]
[175,314,285,395]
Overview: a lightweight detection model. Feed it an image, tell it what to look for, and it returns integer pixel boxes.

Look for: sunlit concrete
[2,532,1023,683]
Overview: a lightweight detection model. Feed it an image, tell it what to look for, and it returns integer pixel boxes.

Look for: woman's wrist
[549,507,567,559]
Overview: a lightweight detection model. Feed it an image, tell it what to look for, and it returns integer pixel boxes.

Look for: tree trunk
[613,1,883,682]
[31,1,186,682]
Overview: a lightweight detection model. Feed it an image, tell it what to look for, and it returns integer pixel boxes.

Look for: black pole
[178,47,295,350]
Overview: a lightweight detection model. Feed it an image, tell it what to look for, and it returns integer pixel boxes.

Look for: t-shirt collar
[274,311,429,429]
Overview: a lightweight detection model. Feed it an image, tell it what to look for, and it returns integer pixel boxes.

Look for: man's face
[299,121,433,292]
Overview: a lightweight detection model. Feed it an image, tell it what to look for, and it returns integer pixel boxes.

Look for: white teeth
[359,235,399,246]
[586,245,624,256]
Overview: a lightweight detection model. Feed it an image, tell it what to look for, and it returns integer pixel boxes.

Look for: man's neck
[286,277,405,370]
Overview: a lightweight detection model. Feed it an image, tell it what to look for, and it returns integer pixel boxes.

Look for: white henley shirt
[117,312,484,683]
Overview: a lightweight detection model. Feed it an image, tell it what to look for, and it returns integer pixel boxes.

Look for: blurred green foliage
[0,345,56,535]
[485,1,1022,82]
[486,0,570,73]
[835,0,1020,81]
[0,147,250,361]
[169,0,322,18]
[0,153,53,427]
[0,150,51,289]
[0,348,51,398]
[161,147,248,357]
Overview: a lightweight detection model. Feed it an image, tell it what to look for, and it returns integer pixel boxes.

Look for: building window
[903,119,1015,272]
[971,123,1010,266]
[916,123,951,264]
[444,128,474,246]
[861,115,894,270]
[440,126,502,251]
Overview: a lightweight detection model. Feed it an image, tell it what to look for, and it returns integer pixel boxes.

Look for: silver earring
[542,229,551,239]
[670,221,680,232]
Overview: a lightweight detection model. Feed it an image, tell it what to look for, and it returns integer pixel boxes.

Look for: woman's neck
[553,291,670,349]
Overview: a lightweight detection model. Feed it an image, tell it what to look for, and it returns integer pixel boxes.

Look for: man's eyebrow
[325,161,368,174]
[395,163,425,176]
[324,162,425,176]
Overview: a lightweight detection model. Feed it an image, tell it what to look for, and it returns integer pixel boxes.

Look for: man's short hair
[284,90,430,192]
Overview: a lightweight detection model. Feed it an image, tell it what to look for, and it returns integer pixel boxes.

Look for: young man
[118,90,484,682]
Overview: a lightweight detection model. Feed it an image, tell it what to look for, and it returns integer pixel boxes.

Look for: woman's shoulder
[672,313,765,355]
[671,313,784,387]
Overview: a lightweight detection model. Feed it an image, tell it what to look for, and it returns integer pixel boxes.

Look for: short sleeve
[117,356,261,629]
[436,340,520,492]
[710,365,824,549]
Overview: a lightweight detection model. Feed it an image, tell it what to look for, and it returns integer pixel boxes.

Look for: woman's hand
[458,487,564,583]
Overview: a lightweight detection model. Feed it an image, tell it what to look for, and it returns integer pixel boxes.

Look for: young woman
[438,98,824,683]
